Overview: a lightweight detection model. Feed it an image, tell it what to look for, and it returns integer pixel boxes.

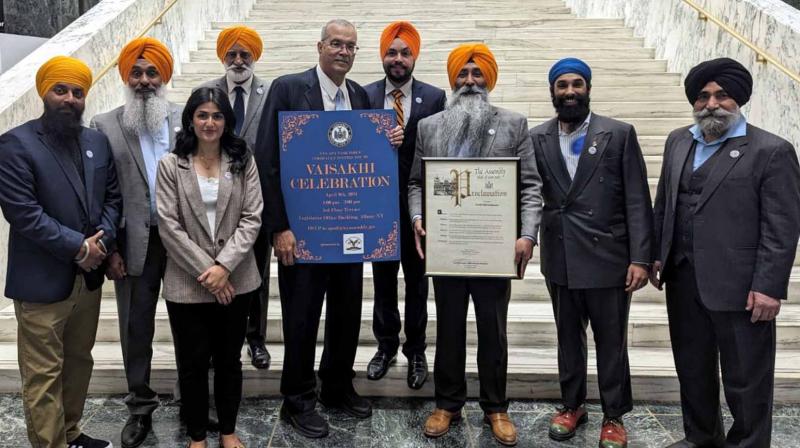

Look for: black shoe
[247,341,271,369]
[121,414,151,448]
[67,433,112,448]
[279,403,329,438]
[319,387,373,418]
[407,353,428,390]
[366,350,396,380]
[178,406,219,432]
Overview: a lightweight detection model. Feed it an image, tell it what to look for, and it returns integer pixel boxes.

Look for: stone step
[211,18,626,30]
[0,342,796,401]
[246,12,578,20]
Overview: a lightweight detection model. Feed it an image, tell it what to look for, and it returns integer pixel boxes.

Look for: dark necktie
[233,86,245,136]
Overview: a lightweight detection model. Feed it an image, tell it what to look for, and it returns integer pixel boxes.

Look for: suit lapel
[539,119,571,196]
[566,119,610,202]
[178,155,213,240]
[213,153,233,237]
[167,104,182,150]
[304,69,325,110]
[372,78,387,110]
[36,123,88,213]
[347,80,365,109]
[78,131,95,213]
[478,108,500,157]
[116,109,149,184]
[408,79,422,125]
[669,131,694,212]
[695,135,748,213]
[242,76,265,135]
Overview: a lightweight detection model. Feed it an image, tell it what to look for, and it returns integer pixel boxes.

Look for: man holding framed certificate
[407,43,543,447]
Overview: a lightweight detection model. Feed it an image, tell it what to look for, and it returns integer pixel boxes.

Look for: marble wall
[564,0,800,150]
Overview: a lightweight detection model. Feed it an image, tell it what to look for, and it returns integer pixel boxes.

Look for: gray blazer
[156,152,263,303]
[198,74,269,150]
[90,103,182,276]
[408,105,543,239]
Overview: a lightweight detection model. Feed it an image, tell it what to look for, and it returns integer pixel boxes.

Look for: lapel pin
[730,150,740,158]
[257,87,264,95]
[224,171,232,179]
[85,150,94,158]
[415,97,422,104]
[488,129,496,135]
[174,127,181,133]
[588,146,597,155]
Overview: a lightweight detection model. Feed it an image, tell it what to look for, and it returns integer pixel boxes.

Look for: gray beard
[439,85,492,158]
[225,63,254,85]
[122,86,169,137]
[693,105,741,141]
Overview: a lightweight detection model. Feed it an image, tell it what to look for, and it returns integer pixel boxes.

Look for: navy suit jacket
[0,119,122,303]
[362,77,446,197]
[254,67,371,236]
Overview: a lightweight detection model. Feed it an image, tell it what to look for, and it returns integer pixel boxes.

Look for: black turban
[684,58,753,106]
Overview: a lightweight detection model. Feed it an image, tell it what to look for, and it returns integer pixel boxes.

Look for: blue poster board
[279,109,400,263]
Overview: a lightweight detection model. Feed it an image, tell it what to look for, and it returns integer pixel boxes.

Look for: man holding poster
[407,43,543,447]
[253,19,402,439]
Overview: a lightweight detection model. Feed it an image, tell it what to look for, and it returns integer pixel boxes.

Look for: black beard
[384,61,413,85]
[41,102,83,140]
[552,92,591,124]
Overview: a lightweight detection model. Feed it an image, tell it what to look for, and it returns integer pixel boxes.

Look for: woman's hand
[198,264,230,295]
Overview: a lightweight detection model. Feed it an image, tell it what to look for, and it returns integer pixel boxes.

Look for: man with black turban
[651,58,800,447]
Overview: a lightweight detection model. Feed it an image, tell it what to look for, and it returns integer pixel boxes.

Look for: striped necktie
[391,88,405,128]
[334,88,347,111]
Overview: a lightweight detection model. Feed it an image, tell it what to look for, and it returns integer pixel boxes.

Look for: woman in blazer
[156,87,262,448]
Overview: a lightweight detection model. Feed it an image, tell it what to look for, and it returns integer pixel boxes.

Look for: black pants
[278,263,363,412]
[249,232,271,345]
[166,293,252,441]
[432,277,510,414]
[665,261,775,447]
[372,207,428,358]
[115,226,166,415]
[546,282,632,418]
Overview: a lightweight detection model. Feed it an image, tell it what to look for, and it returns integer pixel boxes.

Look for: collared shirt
[139,119,170,221]
[226,74,253,117]
[558,112,592,179]
[689,114,747,171]
[383,77,413,121]
[316,64,351,111]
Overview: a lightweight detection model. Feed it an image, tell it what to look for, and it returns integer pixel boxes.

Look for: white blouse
[196,174,219,236]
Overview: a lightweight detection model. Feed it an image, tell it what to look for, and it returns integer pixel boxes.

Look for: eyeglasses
[325,39,359,54]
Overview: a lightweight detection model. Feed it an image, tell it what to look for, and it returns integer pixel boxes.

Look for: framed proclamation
[422,157,521,278]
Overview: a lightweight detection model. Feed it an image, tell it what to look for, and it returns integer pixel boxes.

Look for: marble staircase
[3,0,800,402]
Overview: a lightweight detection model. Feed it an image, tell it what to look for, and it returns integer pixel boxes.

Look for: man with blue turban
[530,57,654,448]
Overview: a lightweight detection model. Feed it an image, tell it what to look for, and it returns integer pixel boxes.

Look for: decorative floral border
[281,113,320,151]
[364,221,399,260]
[360,112,395,140]
[295,240,322,261]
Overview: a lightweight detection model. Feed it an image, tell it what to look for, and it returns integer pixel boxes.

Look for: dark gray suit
[90,103,182,415]
[653,123,800,447]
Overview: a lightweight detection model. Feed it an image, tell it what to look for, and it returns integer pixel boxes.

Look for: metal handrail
[682,0,800,84]
[91,0,181,86]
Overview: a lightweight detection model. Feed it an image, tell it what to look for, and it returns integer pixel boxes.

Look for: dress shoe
[665,439,699,448]
[406,353,428,390]
[423,408,462,438]
[484,412,518,446]
[279,403,329,438]
[599,417,627,448]
[319,387,372,418]
[549,406,587,441]
[366,350,396,380]
[247,342,271,369]
[121,414,152,448]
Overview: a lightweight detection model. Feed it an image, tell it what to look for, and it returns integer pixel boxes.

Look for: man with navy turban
[530,57,653,448]
[652,58,800,448]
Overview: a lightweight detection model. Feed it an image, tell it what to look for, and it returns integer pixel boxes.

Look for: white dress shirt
[316,64,351,111]
[139,119,170,221]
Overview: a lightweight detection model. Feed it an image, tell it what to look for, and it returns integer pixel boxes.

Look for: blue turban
[548,58,592,86]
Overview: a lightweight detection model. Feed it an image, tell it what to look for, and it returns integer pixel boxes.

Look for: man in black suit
[254,19,403,439]
[651,58,800,448]
[529,58,653,448]
[362,21,446,390]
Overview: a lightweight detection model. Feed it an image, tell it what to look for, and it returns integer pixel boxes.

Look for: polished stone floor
[1,395,799,447]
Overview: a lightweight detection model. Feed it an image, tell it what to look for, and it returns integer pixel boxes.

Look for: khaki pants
[14,275,101,448]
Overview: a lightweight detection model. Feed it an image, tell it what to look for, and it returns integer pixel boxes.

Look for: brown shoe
[423,408,462,438]
[599,417,627,448]
[483,412,518,446]
[549,406,588,441]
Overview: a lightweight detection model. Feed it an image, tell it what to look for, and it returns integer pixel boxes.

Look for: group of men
[0,16,797,448]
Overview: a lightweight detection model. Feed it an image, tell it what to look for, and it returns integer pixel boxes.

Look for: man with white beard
[90,37,182,448]
[651,58,800,448]
[199,25,272,369]
[407,43,543,447]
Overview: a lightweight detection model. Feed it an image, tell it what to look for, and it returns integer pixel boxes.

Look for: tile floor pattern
[1,395,799,447]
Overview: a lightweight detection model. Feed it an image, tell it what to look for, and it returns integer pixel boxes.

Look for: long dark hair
[173,87,249,174]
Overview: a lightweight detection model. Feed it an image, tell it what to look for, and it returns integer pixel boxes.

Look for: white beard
[225,62,254,85]
[693,104,741,141]
[121,86,169,137]
[439,85,492,158]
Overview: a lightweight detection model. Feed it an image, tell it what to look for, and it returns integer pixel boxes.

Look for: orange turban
[118,37,174,83]
[380,21,421,58]
[35,56,93,98]
[216,26,263,62]
[446,43,499,92]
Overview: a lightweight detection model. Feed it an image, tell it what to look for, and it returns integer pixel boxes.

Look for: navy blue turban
[684,58,753,106]
[548,58,592,86]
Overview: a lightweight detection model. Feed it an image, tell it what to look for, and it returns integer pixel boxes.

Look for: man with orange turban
[362,21,446,391]
[199,24,273,372]
[91,36,182,448]
[0,56,121,448]
[407,43,543,446]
